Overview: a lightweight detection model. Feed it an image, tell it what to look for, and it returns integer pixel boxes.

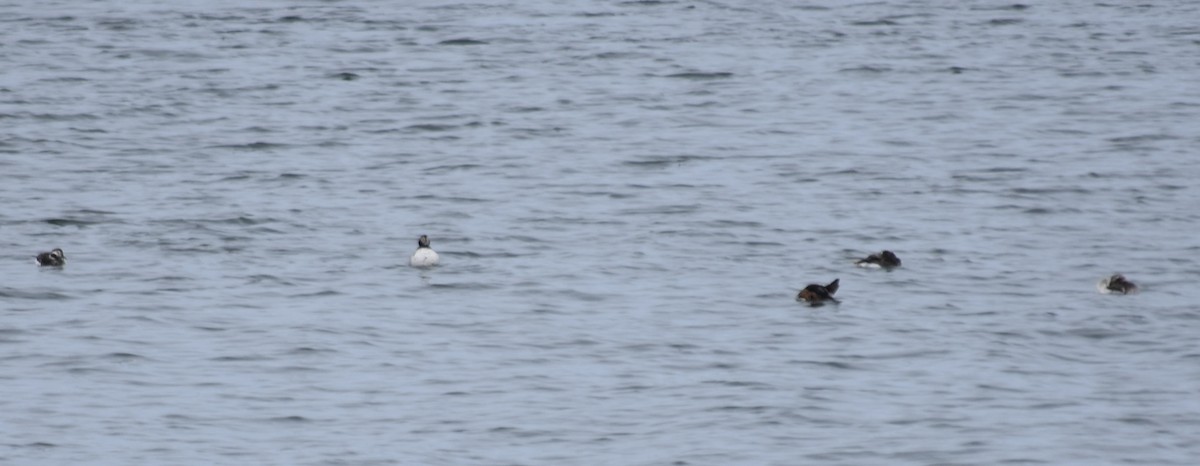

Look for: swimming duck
[797,278,839,305]
[1098,274,1137,294]
[856,250,901,268]
[35,248,66,266]
[409,235,440,267]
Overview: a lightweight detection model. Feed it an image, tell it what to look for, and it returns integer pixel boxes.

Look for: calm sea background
[3,1,1199,465]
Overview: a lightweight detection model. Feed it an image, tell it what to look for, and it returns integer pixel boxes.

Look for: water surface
[3,1,1199,465]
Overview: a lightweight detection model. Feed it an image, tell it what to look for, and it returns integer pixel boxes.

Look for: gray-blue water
[3,1,1199,464]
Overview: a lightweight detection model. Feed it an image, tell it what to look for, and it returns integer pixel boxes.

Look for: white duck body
[409,235,440,267]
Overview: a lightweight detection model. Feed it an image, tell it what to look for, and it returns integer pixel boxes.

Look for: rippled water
[3,1,1199,464]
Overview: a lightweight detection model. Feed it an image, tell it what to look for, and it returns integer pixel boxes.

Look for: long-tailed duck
[1098,274,1137,294]
[856,250,901,268]
[409,235,440,267]
[35,248,66,267]
[797,278,840,305]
